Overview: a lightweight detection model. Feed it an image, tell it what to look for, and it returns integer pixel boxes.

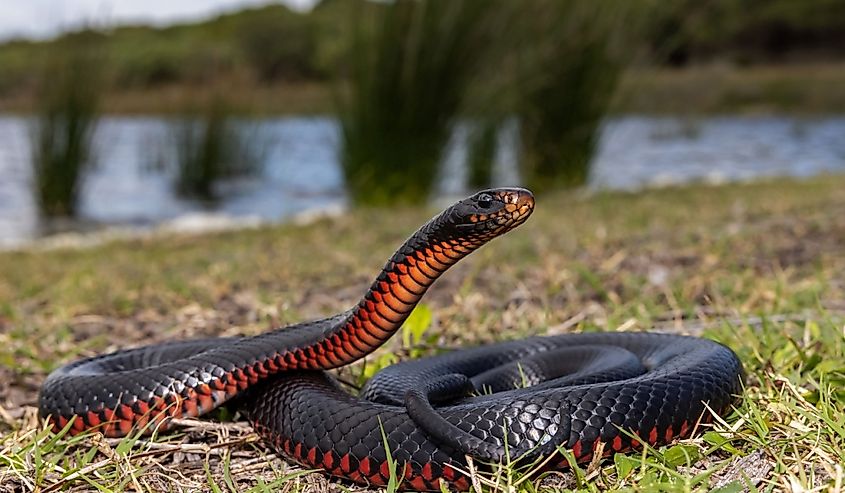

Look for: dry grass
[1,176,845,491]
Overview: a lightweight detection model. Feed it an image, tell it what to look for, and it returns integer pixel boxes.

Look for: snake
[39,187,743,491]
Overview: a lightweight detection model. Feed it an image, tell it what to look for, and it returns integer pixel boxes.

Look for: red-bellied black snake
[39,188,743,491]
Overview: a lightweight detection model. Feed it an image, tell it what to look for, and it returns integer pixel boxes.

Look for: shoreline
[4,174,842,253]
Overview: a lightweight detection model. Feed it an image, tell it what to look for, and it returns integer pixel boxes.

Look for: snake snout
[515,189,535,211]
[494,187,534,207]
[498,187,534,226]
[510,188,535,218]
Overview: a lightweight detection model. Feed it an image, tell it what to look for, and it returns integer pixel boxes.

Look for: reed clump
[337,0,642,201]
[30,31,104,217]
[466,120,500,189]
[169,96,265,202]
[337,0,490,206]
[514,0,638,193]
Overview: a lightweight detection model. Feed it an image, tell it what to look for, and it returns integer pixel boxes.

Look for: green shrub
[30,32,104,217]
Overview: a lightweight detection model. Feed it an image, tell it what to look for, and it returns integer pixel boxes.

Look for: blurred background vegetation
[29,31,104,218]
[3,0,843,115]
[167,95,266,202]
[337,0,491,205]
[1,0,844,215]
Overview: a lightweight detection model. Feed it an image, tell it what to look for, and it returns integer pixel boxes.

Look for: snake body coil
[39,188,743,491]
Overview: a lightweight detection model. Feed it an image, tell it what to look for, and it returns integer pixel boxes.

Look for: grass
[1,175,845,491]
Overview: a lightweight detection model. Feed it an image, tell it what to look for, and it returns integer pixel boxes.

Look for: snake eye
[477,193,493,209]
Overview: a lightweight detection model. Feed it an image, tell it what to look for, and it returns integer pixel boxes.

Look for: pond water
[1,115,844,247]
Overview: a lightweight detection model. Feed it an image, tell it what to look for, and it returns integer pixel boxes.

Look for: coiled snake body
[40,188,743,491]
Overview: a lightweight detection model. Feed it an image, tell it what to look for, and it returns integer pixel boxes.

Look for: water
[2,115,845,247]
[593,116,845,189]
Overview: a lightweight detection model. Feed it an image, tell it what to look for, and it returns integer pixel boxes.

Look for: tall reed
[31,32,103,217]
[169,96,265,202]
[337,0,489,206]
[515,1,639,192]
[466,119,500,189]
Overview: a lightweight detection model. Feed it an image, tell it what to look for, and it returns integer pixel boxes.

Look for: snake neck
[309,218,480,368]
[285,187,534,370]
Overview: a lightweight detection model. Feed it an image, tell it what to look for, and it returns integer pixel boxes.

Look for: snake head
[447,187,534,240]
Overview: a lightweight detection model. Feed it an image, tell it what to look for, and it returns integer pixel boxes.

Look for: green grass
[1,176,844,491]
